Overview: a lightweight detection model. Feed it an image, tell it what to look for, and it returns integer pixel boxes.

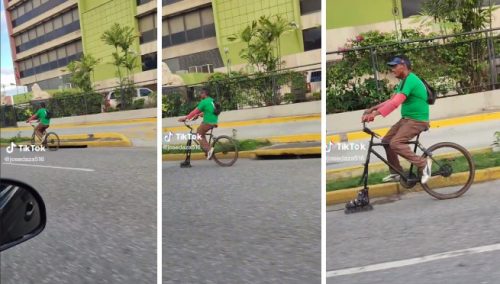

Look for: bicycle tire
[421,142,475,199]
[44,132,60,151]
[211,135,238,167]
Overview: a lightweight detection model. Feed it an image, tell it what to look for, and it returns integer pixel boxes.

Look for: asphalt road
[163,158,321,284]
[326,179,500,284]
[327,119,499,169]
[0,147,156,284]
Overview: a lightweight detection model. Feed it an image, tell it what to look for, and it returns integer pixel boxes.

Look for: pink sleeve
[186,108,202,120]
[378,93,407,117]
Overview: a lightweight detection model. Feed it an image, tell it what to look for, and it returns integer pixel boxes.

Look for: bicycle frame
[359,123,432,189]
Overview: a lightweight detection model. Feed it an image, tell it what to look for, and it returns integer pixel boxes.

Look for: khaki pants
[35,123,49,141]
[382,118,429,174]
[197,123,216,152]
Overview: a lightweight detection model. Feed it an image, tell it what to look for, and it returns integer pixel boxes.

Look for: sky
[1,1,27,96]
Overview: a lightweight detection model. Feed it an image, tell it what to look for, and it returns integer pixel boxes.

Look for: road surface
[327,179,500,284]
[0,147,156,283]
[163,158,321,284]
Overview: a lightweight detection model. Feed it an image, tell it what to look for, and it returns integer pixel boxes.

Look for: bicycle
[30,122,60,151]
[180,119,238,167]
[345,122,475,213]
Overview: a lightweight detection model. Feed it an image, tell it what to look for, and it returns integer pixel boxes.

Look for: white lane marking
[327,243,500,278]
[2,163,95,172]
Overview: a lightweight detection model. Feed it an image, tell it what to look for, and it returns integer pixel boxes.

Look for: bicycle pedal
[344,204,373,214]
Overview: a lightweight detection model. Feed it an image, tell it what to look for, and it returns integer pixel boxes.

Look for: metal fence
[326,28,500,114]
[162,64,321,118]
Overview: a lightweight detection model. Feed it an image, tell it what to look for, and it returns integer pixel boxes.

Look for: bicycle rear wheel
[44,132,60,151]
[421,142,475,199]
[212,135,238,167]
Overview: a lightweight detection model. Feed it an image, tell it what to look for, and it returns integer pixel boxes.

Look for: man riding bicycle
[26,102,51,142]
[348,55,432,209]
[178,88,218,160]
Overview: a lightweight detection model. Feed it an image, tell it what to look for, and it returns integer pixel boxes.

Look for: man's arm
[362,94,406,122]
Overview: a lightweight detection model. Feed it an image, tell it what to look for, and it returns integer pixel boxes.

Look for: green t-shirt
[35,108,50,125]
[197,97,218,124]
[395,72,429,122]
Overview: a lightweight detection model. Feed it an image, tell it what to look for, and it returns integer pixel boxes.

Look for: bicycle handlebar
[362,122,381,139]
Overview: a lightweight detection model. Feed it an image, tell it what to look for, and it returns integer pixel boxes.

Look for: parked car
[306,70,321,94]
[104,87,154,111]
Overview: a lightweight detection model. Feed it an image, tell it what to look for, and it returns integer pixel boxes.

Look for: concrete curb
[163,114,320,132]
[162,146,321,161]
[58,133,133,147]
[0,133,133,148]
[327,112,500,143]
[326,166,500,205]
[163,151,255,161]
[260,133,320,143]
[327,147,493,181]
[1,117,156,132]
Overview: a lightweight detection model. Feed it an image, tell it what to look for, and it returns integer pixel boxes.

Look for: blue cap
[387,56,411,68]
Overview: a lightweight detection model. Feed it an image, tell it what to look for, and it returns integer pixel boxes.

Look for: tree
[66,54,99,93]
[228,15,293,72]
[420,0,496,33]
[101,23,140,109]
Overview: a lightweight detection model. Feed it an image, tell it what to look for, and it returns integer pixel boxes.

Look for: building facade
[3,0,157,92]
[162,0,321,85]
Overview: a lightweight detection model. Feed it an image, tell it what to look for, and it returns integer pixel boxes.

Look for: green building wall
[78,0,142,82]
[211,0,304,66]
[326,0,402,29]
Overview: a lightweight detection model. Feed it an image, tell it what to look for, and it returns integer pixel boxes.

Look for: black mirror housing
[0,179,47,252]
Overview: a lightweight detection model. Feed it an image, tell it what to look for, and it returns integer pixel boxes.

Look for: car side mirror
[0,179,46,252]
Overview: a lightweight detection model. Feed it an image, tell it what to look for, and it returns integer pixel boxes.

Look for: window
[17,4,25,17]
[141,53,157,71]
[185,11,202,41]
[48,49,57,62]
[201,8,214,25]
[300,0,321,15]
[33,0,41,8]
[139,88,152,96]
[76,41,83,53]
[63,11,73,25]
[139,14,155,32]
[25,1,33,12]
[169,16,186,45]
[72,9,79,21]
[66,42,76,56]
[19,61,25,71]
[57,46,66,58]
[25,59,32,69]
[53,15,63,30]
[302,27,321,51]
[36,25,44,38]
[28,28,37,40]
[12,9,18,19]
[40,53,49,65]
[15,36,21,46]
[162,19,169,36]
[44,20,53,33]
[32,55,40,67]
[21,32,29,44]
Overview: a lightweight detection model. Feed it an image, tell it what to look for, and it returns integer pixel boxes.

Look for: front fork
[180,133,193,168]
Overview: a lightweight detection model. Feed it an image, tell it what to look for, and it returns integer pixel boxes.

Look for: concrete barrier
[163,101,321,127]
[326,90,500,134]
[17,108,157,127]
